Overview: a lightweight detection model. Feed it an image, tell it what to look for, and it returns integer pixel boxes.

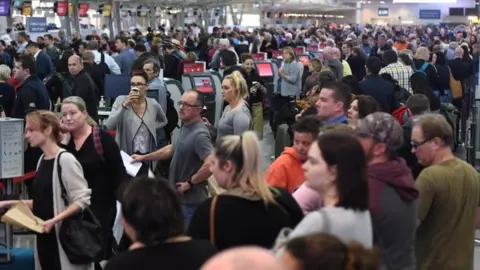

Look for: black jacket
[413,59,441,91]
[164,51,183,81]
[84,63,105,98]
[69,70,98,122]
[35,51,54,81]
[370,44,392,58]
[131,52,157,74]
[346,55,366,81]
[447,58,471,82]
[359,75,399,113]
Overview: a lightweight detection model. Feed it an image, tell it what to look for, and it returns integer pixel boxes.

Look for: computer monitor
[104,74,131,100]
[256,63,273,77]
[184,62,205,73]
[298,55,310,66]
[311,52,324,61]
[193,76,214,93]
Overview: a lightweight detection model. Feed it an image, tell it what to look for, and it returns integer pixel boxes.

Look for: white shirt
[91,50,121,75]
[34,49,40,60]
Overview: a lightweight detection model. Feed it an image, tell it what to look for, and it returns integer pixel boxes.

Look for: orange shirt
[266,147,304,193]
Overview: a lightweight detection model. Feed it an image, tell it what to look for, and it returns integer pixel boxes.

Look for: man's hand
[176,182,191,194]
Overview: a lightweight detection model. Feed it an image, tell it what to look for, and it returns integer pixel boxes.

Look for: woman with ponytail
[203,70,251,141]
[281,233,379,270]
[188,131,303,250]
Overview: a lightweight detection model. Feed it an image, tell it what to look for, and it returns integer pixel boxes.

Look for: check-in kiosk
[310,51,324,62]
[294,46,306,55]
[253,53,267,61]
[255,61,277,96]
[296,54,312,87]
[272,50,282,59]
[182,73,218,126]
[100,74,132,121]
[307,44,320,52]
[163,78,185,144]
[183,62,206,73]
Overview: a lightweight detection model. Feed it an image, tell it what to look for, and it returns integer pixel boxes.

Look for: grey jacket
[280,60,302,98]
[104,96,167,157]
[35,150,92,270]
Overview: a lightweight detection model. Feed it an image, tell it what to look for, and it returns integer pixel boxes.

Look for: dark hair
[406,94,430,115]
[241,53,253,63]
[120,176,185,245]
[188,89,205,107]
[286,233,379,270]
[341,75,362,96]
[221,50,237,67]
[134,44,147,53]
[14,54,36,75]
[291,115,323,138]
[398,53,413,66]
[382,50,397,66]
[410,72,440,111]
[366,56,381,75]
[343,41,353,49]
[131,71,149,84]
[433,51,446,66]
[322,81,352,113]
[116,36,128,45]
[355,95,381,118]
[316,132,369,211]
[44,34,53,41]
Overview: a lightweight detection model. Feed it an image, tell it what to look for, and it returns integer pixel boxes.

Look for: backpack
[163,91,179,141]
[58,74,74,100]
[413,62,429,75]
[95,52,111,75]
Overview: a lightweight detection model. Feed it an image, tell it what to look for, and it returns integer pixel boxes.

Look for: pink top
[292,183,323,215]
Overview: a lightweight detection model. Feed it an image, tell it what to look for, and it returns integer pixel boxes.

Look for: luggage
[0,247,34,270]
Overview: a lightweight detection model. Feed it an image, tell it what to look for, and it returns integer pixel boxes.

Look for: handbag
[448,66,463,99]
[56,151,104,264]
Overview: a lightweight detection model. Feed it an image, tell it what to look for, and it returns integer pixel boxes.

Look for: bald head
[68,55,83,76]
[332,47,341,59]
[201,247,286,270]
[324,46,334,60]
[454,47,464,58]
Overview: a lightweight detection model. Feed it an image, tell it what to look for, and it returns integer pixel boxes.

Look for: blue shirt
[114,49,136,75]
[325,115,348,126]
[0,52,11,67]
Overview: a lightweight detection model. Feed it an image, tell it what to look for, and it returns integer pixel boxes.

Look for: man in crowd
[16,31,28,54]
[114,37,136,75]
[26,42,53,81]
[82,50,105,98]
[86,40,121,75]
[315,81,350,125]
[43,34,60,64]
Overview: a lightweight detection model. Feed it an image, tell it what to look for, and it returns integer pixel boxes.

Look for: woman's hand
[0,200,18,210]
[122,90,140,108]
[41,218,57,233]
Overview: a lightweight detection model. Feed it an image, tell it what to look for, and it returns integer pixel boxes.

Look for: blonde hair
[282,46,295,62]
[61,96,97,126]
[214,131,276,204]
[0,65,10,81]
[223,71,249,102]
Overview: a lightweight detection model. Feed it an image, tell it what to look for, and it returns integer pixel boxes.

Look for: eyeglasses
[178,101,200,108]
[411,139,431,149]
[131,82,146,87]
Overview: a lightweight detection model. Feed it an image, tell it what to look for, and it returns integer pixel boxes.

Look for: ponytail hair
[285,233,380,270]
[214,131,276,204]
[223,70,249,102]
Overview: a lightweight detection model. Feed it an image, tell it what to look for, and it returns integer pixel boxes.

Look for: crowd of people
[0,22,477,270]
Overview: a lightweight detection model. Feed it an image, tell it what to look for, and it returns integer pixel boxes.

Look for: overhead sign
[56,1,68,16]
[419,9,441,19]
[102,3,112,16]
[78,3,89,17]
[21,1,32,16]
[0,0,9,16]
[378,7,389,17]
[27,17,47,32]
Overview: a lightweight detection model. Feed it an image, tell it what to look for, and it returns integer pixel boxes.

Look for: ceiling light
[380,1,385,3]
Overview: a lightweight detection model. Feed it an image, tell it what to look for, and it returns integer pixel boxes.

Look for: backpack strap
[100,52,105,64]
[92,125,104,161]
[420,62,429,72]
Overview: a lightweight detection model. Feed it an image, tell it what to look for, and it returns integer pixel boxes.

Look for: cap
[355,112,403,151]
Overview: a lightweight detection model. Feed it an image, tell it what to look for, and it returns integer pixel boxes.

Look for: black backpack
[96,52,111,75]
[164,91,179,142]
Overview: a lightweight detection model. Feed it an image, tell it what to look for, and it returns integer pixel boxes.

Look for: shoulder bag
[56,151,104,264]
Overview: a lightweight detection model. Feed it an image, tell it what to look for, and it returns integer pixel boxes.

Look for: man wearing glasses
[411,114,480,270]
[132,90,213,226]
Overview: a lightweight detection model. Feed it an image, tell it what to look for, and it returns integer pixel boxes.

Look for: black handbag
[56,151,104,264]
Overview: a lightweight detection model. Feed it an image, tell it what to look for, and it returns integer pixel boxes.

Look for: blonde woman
[0,110,92,270]
[0,64,14,117]
[279,47,302,103]
[205,71,251,141]
[188,131,303,250]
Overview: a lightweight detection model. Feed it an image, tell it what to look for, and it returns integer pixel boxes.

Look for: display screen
[311,52,324,62]
[257,63,273,77]
[298,55,310,66]
[193,77,214,93]
[0,0,11,16]
[184,63,205,73]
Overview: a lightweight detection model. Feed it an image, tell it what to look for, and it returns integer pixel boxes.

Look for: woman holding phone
[104,71,168,173]
[242,54,266,139]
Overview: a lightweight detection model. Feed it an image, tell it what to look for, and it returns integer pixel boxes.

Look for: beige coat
[34,149,93,270]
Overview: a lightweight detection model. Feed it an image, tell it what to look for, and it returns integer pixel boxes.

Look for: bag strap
[92,126,104,161]
[56,151,69,207]
[100,52,105,64]
[420,62,429,72]
[209,196,219,245]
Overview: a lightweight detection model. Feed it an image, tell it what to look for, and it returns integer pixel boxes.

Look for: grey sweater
[280,60,302,98]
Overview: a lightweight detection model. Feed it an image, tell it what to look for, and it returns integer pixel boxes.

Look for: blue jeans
[181,204,199,228]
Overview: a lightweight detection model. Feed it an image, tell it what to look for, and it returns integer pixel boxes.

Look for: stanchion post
[0,178,14,263]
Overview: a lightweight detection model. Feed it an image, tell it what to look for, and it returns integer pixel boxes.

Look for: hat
[355,112,403,151]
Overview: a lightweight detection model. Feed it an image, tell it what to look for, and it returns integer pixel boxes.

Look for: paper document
[1,201,44,233]
[120,151,142,177]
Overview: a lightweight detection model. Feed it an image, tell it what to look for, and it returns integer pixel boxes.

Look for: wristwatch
[186,178,193,186]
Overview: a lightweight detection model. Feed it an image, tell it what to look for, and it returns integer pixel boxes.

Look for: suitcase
[0,247,34,270]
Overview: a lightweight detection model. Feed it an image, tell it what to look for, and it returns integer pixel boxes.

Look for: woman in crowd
[431,51,453,103]
[188,131,303,250]
[241,53,266,139]
[61,96,127,267]
[348,95,381,120]
[302,58,324,94]
[279,47,302,106]
[281,233,379,270]
[222,50,247,79]
[206,71,251,141]
[104,177,217,270]
[0,110,92,270]
[0,64,15,116]
[278,131,372,251]
[295,70,337,120]
[104,71,167,172]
